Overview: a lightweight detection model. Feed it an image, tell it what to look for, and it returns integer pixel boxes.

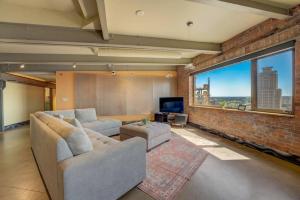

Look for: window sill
[189,105,295,118]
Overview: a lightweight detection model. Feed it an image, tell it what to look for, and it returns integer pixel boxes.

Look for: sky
[195,50,293,97]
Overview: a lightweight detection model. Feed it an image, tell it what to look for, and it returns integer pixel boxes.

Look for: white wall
[3,82,45,126]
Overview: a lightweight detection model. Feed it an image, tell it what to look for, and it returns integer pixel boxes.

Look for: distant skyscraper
[195,78,210,105]
[257,67,281,109]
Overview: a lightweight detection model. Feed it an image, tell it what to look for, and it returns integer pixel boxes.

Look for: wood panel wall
[56,72,75,110]
[74,72,177,115]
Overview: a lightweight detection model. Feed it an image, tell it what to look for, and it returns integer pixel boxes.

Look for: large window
[193,45,294,114]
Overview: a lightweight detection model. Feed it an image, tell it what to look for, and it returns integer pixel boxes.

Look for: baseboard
[188,122,300,166]
[4,120,29,131]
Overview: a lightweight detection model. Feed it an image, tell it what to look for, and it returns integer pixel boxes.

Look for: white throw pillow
[58,126,93,156]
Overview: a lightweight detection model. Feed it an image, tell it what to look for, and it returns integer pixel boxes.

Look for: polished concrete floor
[1,126,300,200]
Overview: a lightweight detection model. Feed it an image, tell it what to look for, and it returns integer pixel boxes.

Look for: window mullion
[251,59,258,111]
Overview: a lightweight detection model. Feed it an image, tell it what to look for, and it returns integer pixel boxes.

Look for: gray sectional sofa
[45,108,122,136]
[30,109,146,200]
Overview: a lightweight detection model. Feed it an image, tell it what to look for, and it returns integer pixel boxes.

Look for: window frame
[191,41,295,115]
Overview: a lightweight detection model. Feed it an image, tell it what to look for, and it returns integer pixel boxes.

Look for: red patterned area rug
[138,134,208,200]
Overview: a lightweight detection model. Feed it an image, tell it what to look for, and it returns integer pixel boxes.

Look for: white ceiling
[105,0,270,43]
[0,0,299,75]
[0,0,82,27]
[0,0,298,43]
[1,0,76,12]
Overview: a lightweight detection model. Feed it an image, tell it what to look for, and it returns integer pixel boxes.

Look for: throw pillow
[58,126,93,156]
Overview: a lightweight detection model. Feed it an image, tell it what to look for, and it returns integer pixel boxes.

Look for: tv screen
[159,97,184,113]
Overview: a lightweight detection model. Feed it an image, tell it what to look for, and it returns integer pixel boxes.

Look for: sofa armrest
[58,137,146,200]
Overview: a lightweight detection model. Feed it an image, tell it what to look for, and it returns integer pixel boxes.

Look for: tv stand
[155,112,188,127]
[154,112,169,123]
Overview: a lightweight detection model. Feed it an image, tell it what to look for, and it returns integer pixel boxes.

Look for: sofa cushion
[75,108,97,123]
[82,119,122,133]
[45,109,75,119]
[84,128,119,150]
[98,127,120,137]
[53,114,64,120]
[35,112,93,156]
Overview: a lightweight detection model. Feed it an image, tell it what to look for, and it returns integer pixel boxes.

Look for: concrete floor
[0,126,300,200]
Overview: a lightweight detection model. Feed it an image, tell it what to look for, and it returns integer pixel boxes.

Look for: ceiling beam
[95,0,110,40]
[0,22,220,52]
[0,73,55,88]
[187,0,290,19]
[77,0,90,19]
[81,16,100,30]
[0,53,191,65]
[0,64,177,72]
[77,0,100,30]
[76,0,98,19]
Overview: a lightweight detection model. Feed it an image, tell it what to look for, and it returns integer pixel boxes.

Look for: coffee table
[98,114,153,125]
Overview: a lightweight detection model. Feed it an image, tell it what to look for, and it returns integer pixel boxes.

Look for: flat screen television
[159,97,184,113]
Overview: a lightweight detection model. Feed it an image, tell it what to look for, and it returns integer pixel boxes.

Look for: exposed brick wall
[188,106,299,156]
[177,66,191,114]
[193,54,219,67]
[178,11,300,157]
[220,6,300,53]
[192,25,300,72]
[193,12,300,72]
[221,19,282,52]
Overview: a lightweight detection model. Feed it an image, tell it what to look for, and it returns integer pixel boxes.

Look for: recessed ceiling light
[107,64,113,69]
[135,10,145,16]
[186,21,194,27]
[20,64,25,69]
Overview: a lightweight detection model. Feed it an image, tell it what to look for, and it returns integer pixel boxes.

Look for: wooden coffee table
[98,114,154,125]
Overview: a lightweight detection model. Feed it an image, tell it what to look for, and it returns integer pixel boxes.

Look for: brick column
[177,66,191,114]
[291,40,300,155]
